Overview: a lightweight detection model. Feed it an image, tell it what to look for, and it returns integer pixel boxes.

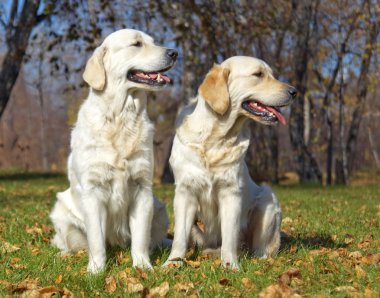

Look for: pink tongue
[266,106,287,125]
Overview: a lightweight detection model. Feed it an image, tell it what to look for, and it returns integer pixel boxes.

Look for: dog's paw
[87,261,105,274]
[132,256,153,270]
[162,257,184,268]
[221,259,240,270]
[87,259,106,274]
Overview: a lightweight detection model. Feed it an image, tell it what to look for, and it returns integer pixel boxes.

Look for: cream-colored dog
[50,29,177,273]
[164,56,296,269]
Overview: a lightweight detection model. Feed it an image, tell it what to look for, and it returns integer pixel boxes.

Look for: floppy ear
[198,64,230,115]
[83,47,107,91]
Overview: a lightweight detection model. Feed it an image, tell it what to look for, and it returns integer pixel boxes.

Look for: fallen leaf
[361,253,380,264]
[278,268,302,286]
[127,283,144,293]
[25,223,43,236]
[1,241,20,253]
[344,234,354,245]
[174,282,194,292]
[150,281,170,297]
[55,275,62,284]
[20,289,40,298]
[334,286,357,293]
[282,217,293,224]
[136,268,148,279]
[213,259,221,267]
[12,278,39,293]
[116,251,130,265]
[348,251,362,259]
[355,265,367,278]
[105,276,117,293]
[219,278,231,286]
[364,288,379,297]
[185,260,201,268]
[259,283,301,298]
[241,277,254,289]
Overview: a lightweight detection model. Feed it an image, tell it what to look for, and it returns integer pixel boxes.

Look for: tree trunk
[0,0,41,118]
[345,12,378,181]
[289,1,322,183]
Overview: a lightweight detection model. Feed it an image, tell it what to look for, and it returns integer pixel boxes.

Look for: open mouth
[127,67,172,86]
[242,100,287,125]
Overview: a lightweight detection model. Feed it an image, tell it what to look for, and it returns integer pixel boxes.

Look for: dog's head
[83,29,177,92]
[199,56,296,125]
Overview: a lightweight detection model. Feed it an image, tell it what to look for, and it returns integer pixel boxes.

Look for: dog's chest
[102,116,154,172]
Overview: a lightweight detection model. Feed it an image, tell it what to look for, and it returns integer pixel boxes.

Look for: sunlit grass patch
[0,173,379,296]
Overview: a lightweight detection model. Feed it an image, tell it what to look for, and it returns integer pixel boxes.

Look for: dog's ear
[199,64,230,115]
[83,47,107,91]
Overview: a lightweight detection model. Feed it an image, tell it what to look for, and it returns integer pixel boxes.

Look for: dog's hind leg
[247,186,281,258]
[50,189,88,253]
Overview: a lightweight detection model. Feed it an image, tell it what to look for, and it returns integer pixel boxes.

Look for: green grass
[0,173,379,297]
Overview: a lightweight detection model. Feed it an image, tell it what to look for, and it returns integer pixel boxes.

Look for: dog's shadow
[279,232,348,253]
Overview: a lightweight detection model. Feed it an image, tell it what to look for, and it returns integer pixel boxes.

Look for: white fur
[50,29,175,273]
[165,56,294,269]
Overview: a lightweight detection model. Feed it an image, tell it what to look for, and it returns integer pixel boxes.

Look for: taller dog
[50,29,177,273]
[164,56,296,269]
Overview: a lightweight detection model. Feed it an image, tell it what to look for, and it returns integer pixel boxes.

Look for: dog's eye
[252,71,263,78]
[131,41,142,47]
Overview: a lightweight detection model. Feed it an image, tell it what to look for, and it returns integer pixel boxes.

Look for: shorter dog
[164,56,296,269]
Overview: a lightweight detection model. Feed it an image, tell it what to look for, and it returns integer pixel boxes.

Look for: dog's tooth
[157,73,163,82]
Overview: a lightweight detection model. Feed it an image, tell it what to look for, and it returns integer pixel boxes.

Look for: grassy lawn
[0,172,379,297]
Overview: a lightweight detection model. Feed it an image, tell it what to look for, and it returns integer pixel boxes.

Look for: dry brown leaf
[334,286,357,293]
[344,234,354,245]
[355,265,367,278]
[39,285,60,296]
[364,288,379,297]
[361,253,380,264]
[241,277,254,289]
[150,281,170,297]
[104,276,117,293]
[309,247,330,256]
[20,289,40,298]
[2,241,21,253]
[348,251,362,259]
[219,278,231,286]
[116,251,130,265]
[55,275,63,284]
[278,268,302,286]
[213,259,221,267]
[185,260,201,268]
[174,282,194,292]
[196,220,205,232]
[0,280,11,289]
[127,283,144,293]
[12,278,39,293]
[282,217,293,224]
[125,277,140,284]
[259,283,301,298]
[26,224,43,236]
[136,267,148,279]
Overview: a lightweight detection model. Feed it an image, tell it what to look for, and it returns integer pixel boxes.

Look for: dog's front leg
[129,186,154,269]
[163,186,198,267]
[220,188,241,270]
[83,191,107,273]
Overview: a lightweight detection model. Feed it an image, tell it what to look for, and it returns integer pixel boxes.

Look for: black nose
[288,87,297,98]
[167,49,178,60]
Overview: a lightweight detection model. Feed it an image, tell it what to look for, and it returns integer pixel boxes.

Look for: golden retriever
[164,56,296,269]
[50,29,177,273]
